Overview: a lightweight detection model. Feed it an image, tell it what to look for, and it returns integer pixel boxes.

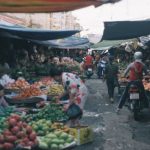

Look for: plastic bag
[66,103,82,120]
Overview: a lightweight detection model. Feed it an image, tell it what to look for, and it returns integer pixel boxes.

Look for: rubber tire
[133,109,140,121]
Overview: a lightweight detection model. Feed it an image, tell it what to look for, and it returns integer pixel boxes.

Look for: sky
[72,0,150,40]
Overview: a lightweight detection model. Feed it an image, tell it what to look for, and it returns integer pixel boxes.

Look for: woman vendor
[50,66,88,125]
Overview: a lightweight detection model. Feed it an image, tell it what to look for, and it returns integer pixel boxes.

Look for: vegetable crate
[69,126,93,145]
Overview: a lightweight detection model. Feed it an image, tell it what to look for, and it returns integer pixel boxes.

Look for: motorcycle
[85,66,93,79]
[128,83,141,120]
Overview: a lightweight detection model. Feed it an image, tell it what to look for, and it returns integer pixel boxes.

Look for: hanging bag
[66,103,83,120]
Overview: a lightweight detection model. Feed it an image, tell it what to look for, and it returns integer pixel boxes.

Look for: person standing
[104,56,119,103]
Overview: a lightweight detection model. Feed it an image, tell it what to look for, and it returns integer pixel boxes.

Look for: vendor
[50,66,88,110]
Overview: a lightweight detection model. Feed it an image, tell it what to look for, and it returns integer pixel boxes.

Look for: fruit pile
[0,114,38,150]
[38,131,75,150]
[6,79,30,90]
[13,87,43,100]
[24,103,68,123]
[40,77,53,86]
[143,79,150,91]
[29,119,53,136]
[48,84,64,96]
[0,117,7,134]
[51,122,70,133]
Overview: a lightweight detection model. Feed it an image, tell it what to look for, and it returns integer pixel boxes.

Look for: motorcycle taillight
[129,87,139,92]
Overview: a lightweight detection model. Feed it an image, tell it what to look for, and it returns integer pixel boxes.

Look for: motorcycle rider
[84,52,93,71]
[117,51,149,112]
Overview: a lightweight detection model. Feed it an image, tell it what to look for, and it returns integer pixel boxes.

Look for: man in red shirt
[84,53,93,70]
[117,51,149,111]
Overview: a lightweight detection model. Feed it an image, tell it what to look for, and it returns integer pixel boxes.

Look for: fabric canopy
[91,39,133,49]
[31,36,90,49]
[102,20,150,41]
[0,24,79,40]
[0,0,121,13]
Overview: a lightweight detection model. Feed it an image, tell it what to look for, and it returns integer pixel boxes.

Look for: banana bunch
[48,84,64,95]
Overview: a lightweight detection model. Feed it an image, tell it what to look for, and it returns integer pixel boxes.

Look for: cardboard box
[69,126,93,145]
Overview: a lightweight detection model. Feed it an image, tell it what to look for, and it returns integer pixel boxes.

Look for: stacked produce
[40,77,53,86]
[38,131,75,150]
[48,84,64,96]
[0,107,16,118]
[29,119,53,136]
[0,117,7,133]
[6,79,30,90]
[143,79,150,91]
[24,103,68,123]
[118,77,129,83]
[31,77,53,89]
[0,114,38,150]
[51,122,70,133]
[13,87,43,100]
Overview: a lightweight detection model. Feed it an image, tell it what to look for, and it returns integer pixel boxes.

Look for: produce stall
[0,73,92,150]
[118,75,150,98]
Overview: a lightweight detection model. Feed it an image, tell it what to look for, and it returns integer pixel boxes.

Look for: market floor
[73,78,150,150]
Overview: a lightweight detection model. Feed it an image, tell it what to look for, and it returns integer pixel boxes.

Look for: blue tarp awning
[0,24,79,40]
[31,36,90,49]
[102,20,150,41]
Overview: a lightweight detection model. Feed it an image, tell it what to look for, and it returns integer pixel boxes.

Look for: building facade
[0,13,82,31]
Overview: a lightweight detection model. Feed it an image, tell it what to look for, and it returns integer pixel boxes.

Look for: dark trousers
[106,80,115,98]
[118,80,149,109]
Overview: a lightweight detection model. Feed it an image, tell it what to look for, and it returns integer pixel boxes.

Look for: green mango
[59,144,64,149]
[60,132,68,139]
[51,144,59,150]
[39,141,49,149]
[46,133,57,139]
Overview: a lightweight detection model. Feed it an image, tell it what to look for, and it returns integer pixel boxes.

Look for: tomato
[11,126,20,134]
[5,136,17,143]
[11,114,21,121]
[29,132,36,141]
[17,131,26,139]
[3,143,14,150]
[3,130,12,136]
[26,126,32,134]
[0,135,4,143]
[8,118,17,127]
[22,137,29,144]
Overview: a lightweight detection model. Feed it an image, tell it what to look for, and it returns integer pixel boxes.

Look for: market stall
[0,73,91,150]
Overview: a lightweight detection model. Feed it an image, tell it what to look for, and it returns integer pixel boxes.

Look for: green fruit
[51,144,58,150]
[59,144,64,149]
[66,137,74,143]
[60,132,68,139]
[54,131,62,137]
[39,141,49,149]
[43,126,49,132]
[59,139,65,145]
[32,124,38,131]
[46,133,57,139]
[38,130,45,136]
[51,139,61,145]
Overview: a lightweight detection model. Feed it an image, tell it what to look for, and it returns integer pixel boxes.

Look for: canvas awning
[102,20,150,41]
[0,0,121,13]
[91,39,133,49]
[0,24,79,40]
[31,36,91,49]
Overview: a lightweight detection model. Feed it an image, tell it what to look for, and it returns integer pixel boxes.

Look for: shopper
[50,66,88,109]
[50,66,88,126]
[104,56,119,103]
